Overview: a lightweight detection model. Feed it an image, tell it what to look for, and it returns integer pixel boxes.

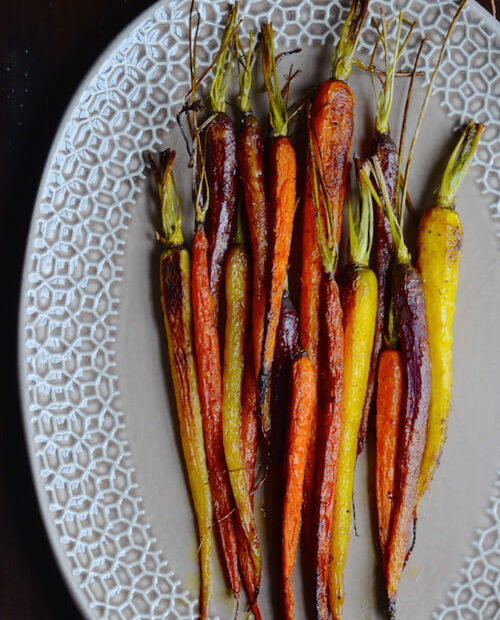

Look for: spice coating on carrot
[375,349,403,561]
[282,354,316,620]
[191,225,240,598]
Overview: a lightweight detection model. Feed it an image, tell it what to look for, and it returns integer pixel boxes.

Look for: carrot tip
[388,598,397,619]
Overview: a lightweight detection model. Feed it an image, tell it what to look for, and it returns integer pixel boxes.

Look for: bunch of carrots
[150,0,483,618]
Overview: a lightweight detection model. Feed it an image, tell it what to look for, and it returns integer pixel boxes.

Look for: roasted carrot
[376,349,403,561]
[282,352,315,620]
[236,33,269,388]
[301,0,368,558]
[329,162,377,619]
[258,24,297,425]
[367,159,431,616]
[205,5,239,314]
[222,215,262,600]
[236,352,262,620]
[191,171,240,599]
[306,113,344,620]
[359,13,415,454]
[417,121,483,499]
[152,151,213,618]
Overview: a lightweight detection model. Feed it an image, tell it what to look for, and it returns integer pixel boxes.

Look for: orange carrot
[191,222,240,599]
[282,353,316,619]
[307,110,345,620]
[258,24,297,424]
[375,349,403,561]
[301,0,367,560]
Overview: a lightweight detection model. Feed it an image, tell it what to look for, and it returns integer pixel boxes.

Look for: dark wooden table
[1,1,497,618]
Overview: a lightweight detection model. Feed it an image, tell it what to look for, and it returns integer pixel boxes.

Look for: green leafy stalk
[331,0,369,81]
[308,110,338,275]
[435,121,484,208]
[363,158,410,266]
[261,23,288,137]
[349,159,374,267]
[374,12,416,134]
[149,150,184,246]
[236,31,257,114]
[209,4,239,114]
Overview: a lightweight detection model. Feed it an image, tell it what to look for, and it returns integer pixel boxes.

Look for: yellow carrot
[417,121,483,499]
[222,224,262,593]
[329,163,377,619]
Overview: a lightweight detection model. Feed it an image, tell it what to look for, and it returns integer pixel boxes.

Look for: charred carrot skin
[375,349,403,563]
[358,133,397,454]
[386,263,431,612]
[191,225,240,598]
[238,114,269,381]
[314,275,344,620]
[301,82,354,543]
[161,248,213,619]
[282,353,316,620]
[205,116,238,311]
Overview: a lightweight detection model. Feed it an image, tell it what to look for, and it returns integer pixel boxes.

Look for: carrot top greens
[236,31,257,114]
[435,121,484,209]
[262,23,289,137]
[331,0,368,81]
[209,4,238,114]
[149,150,184,247]
[348,160,374,268]
[371,12,416,135]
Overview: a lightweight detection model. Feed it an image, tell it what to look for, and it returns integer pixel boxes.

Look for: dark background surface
[1,1,497,618]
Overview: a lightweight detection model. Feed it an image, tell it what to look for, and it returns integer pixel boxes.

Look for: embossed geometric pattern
[19,1,499,618]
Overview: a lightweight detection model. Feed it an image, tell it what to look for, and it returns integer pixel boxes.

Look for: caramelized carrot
[192,214,240,599]
[222,219,262,599]
[301,0,367,554]
[359,13,414,454]
[376,349,403,560]
[236,354,262,620]
[367,159,431,616]
[236,33,269,387]
[205,5,239,314]
[152,151,213,618]
[307,112,345,620]
[257,24,297,425]
[282,353,316,619]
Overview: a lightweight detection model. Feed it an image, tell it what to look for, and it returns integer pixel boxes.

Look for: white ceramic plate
[19,1,500,618]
